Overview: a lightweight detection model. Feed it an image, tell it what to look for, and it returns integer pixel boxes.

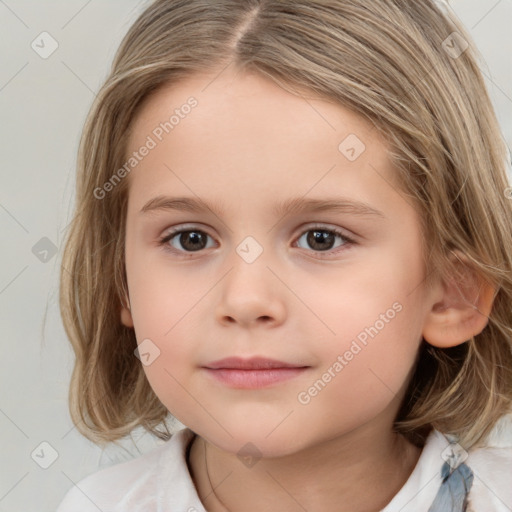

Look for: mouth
[203,356,309,370]
[202,356,310,389]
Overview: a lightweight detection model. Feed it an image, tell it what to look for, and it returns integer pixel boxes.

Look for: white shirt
[56,422,512,511]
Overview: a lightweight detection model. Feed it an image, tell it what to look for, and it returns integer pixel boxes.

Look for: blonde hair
[60,0,512,449]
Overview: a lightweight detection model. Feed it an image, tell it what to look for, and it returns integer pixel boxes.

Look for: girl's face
[121,69,435,456]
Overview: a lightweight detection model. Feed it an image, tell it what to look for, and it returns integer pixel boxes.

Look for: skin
[120,67,495,512]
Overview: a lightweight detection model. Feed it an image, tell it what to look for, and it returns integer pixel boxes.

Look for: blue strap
[428,459,474,511]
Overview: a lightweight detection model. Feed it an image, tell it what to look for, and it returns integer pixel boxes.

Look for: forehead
[127,68,387,156]
[124,69,404,218]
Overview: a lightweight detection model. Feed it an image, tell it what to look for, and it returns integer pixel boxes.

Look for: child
[57,0,512,510]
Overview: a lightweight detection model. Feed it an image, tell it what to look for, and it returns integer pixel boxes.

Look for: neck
[187,426,422,512]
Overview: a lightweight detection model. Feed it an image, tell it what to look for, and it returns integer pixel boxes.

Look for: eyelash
[157,224,356,259]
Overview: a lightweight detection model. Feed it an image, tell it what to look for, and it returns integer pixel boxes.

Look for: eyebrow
[139,195,385,219]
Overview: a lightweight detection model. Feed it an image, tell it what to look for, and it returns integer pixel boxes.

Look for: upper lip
[203,357,308,370]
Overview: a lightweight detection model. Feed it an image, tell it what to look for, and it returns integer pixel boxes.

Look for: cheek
[129,283,198,386]
[133,310,198,425]
[125,262,210,418]
[294,307,422,441]
[300,257,422,351]
[298,250,424,401]
[313,301,421,382]
[126,251,205,341]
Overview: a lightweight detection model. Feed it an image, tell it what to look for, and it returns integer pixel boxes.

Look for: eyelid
[163,222,213,236]
[161,222,355,239]
[160,223,217,246]
[294,222,355,239]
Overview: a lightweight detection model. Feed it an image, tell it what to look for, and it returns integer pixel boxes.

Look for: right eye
[158,227,217,255]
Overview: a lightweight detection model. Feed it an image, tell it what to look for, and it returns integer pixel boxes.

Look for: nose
[215,251,287,329]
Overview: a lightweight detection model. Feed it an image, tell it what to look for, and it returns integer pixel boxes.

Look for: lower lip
[203,368,308,389]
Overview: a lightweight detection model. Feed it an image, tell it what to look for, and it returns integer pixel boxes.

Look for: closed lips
[204,357,309,370]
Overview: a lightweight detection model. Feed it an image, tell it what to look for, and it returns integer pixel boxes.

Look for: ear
[422,250,497,348]
[120,294,134,328]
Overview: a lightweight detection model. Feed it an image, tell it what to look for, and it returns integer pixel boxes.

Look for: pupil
[181,231,205,251]
[308,230,334,251]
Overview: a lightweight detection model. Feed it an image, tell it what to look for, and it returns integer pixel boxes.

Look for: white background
[1,1,511,510]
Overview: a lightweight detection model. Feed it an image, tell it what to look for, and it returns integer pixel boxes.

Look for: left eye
[295,227,354,253]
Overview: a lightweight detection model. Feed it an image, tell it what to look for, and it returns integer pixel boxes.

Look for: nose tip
[214,247,287,328]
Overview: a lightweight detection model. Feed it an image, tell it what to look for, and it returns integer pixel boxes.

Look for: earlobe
[422,251,497,348]
[120,295,134,328]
